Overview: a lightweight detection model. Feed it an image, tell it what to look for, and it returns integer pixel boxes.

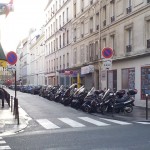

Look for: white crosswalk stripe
[99,118,132,125]
[135,121,150,125]
[0,137,11,150]
[58,118,85,127]
[37,119,60,129]
[78,117,110,126]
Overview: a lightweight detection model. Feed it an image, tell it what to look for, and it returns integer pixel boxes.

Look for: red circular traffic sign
[6,51,18,65]
[102,47,114,59]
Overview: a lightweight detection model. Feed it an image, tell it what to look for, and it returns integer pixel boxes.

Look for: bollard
[146,94,148,120]
[11,96,13,112]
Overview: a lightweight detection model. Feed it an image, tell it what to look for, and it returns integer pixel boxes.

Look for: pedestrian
[0,88,5,108]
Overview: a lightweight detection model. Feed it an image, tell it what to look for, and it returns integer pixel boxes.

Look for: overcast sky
[0,0,48,53]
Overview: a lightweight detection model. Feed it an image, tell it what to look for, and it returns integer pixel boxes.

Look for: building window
[81,0,84,12]
[73,28,76,42]
[54,40,55,51]
[59,15,61,28]
[63,12,65,25]
[56,1,57,11]
[67,30,69,44]
[110,0,115,23]
[89,43,94,61]
[146,19,150,48]
[96,13,99,30]
[125,27,133,53]
[103,38,106,48]
[74,3,76,18]
[67,53,69,67]
[56,19,58,30]
[59,35,61,48]
[90,17,93,33]
[95,41,99,60]
[56,38,58,50]
[81,22,84,37]
[63,55,65,69]
[74,48,77,64]
[103,5,106,27]
[63,33,65,46]
[126,0,132,14]
[60,56,61,70]
[110,34,115,55]
[122,68,135,90]
[66,7,69,22]
[141,66,150,99]
[80,45,85,63]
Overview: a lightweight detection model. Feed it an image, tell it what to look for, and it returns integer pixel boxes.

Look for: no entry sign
[102,47,113,59]
[6,51,18,65]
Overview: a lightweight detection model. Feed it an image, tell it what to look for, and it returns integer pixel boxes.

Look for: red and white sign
[102,47,114,59]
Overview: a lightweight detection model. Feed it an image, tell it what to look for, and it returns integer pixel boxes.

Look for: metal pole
[14,64,19,125]
[146,94,148,120]
[11,96,13,112]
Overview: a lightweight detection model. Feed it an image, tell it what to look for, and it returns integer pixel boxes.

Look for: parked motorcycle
[81,87,105,113]
[100,89,137,114]
[60,83,77,104]
[70,85,88,109]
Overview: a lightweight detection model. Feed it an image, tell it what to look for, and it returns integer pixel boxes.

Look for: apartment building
[30,30,45,85]
[44,0,73,86]
[99,0,150,106]
[71,0,100,90]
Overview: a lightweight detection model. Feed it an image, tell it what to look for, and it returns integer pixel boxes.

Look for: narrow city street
[1,89,150,150]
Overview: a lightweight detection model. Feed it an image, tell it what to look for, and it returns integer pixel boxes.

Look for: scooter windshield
[86,87,96,96]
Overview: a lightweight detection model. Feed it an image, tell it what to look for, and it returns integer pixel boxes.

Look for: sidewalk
[0,102,31,136]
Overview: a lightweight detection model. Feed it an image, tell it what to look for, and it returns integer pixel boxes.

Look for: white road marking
[99,118,132,125]
[78,117,110,126]
[0,141,6,144]
[136,122,150,125]
[37,119,60,129]
[58,118,85,127]
[0,146,11,149]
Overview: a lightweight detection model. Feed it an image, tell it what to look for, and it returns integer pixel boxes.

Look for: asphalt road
[2,90,150,150]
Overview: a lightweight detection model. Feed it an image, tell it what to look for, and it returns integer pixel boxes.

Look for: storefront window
[122,68,135,90]
[141,66,150,99]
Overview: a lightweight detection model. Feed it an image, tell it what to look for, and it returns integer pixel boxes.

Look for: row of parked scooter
[39,83,137,114]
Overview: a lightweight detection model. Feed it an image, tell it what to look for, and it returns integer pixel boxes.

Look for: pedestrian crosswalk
[35,117,149,130]
[0,137,11,150]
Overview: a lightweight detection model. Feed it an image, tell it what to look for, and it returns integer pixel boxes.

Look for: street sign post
[6,51,17,65]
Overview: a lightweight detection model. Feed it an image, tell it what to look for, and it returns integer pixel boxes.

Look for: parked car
[31,85,42,95]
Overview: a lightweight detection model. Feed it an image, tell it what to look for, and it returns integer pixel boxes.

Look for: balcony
[103,20,106,27]
[126,6,132,14]
[147,39,150,48]
[111,16,115,23]
[126,45,132,53]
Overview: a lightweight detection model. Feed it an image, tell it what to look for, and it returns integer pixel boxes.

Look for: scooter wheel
[125,105,133,113]
[84,106,91,113]
[96,107,102,113]
[101,105,107,115]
